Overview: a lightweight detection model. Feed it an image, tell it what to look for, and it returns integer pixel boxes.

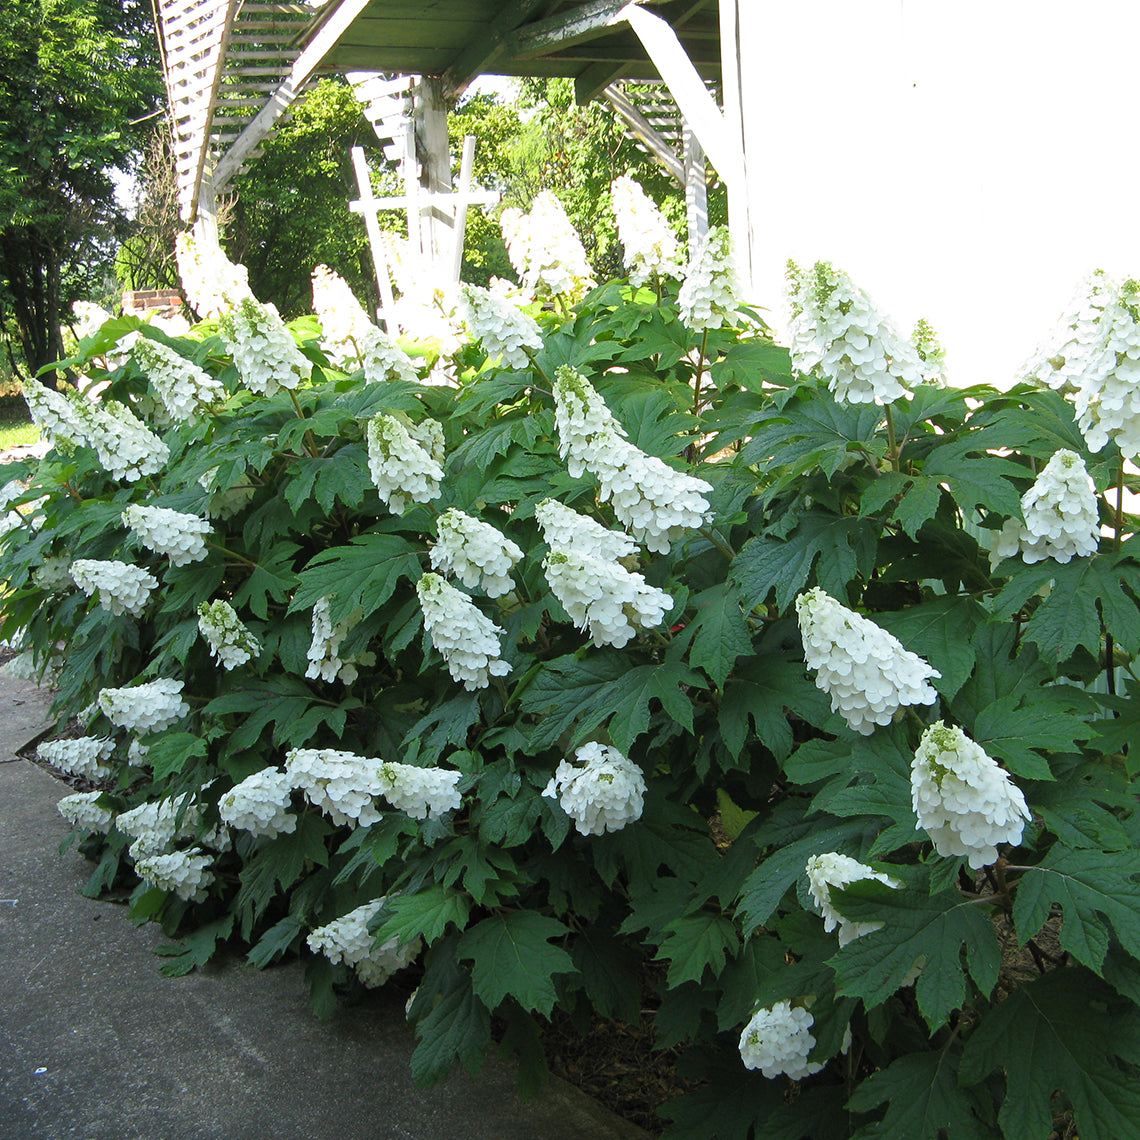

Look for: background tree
[0,0,160,381]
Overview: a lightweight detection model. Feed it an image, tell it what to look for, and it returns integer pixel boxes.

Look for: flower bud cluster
[459,283,543,370]
[795,587,940,735]
[805,852,900,946]
[175,232,253,318]
[541,742,646,836]
[285,747,385,827]
[786,260,922,405]
[610,175,683,286]
[677,227,739,332]
[307,899,422,988]
[134,848,215,902]
[911,722,1031,869]
[219,296,312,397]
[122,504,210,567]
[57,791,114,834]
[71,397,170,482]
[132,338,226,422]
[115,793,199,858]
[97,678,189,733]
[989,449,1100,567]
[71,559,159,617]
[218,767,297,839]
[535,498,638,562]
[500,191,595,302]
[416,573,510,690]
[366,414,445,514]
[738,1001,824,1080]
[378,761,462,820]
[198,599,261,669]
[305,596,375,684]
[429,508,523,598]
[37,736,115,780]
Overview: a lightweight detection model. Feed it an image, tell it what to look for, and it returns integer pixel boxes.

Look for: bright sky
[738,1,1140,387]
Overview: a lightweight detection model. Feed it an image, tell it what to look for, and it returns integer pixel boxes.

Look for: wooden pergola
[153,0,762,290]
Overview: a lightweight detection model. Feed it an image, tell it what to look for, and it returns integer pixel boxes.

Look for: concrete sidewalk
[0,679,646,1140]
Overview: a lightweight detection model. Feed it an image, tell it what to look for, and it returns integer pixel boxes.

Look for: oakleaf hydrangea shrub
[4,216,1140,1140]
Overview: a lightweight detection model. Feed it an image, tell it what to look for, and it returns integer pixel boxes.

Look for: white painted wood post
[682,124,708,254]
[451,134,478,283]
[348,146,400,332]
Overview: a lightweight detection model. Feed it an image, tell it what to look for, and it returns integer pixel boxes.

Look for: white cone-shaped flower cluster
[544,549,671,649]
[70,300,113,340]
[198,600,261,669]
[122,504,210,567]
[366,414,445,514]
[1021,270,1116,393]
[542,742,646,836]
[911,722,1031,869]
[459,283,543,370]
[805,852,900,947]
[219,296,312,397]
[416,573,510,690]
[677,227,739,332]
[132,338,226,422]
[552,366,712,553]
[989,449,1100,568]
[500,191,595,302]
[307,899,422,988]
[535,498,638,562]
[38,736,115,780]
[57,791,114,834]
[429,508,523,598]
[71,559,159,617]
[115,793,199,858]
[33,556,75,593]
[135,847,215,902]
[218,767,297,839]
[98,678,189,734]
[378,761,462,820]
[285,747,385,827]
[305,596,375,684]
[738,1001,823,1080]
[71,396,170,482]
[175,231,253,318]
[795,587,940,735]
[23,380,86,446]
[611,175,683,286]
[786,260,922,405]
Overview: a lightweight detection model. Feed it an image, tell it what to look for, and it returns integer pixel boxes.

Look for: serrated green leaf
[659,1060,784,1140]
[571,929,643,1023]
[410,969,490,1086]
[231,541,301,620]
[376,885,471,945]
[247,914,303,968]
[876,595,986,699]
[1013,849,1140,971]
[400,692,481,763]
[457,912,576,1015]
[450,412,547,469]
[970,694,1090,780]
[156,915,234,977]
[829,880,1000,1030]
[205,677,358,749]
[922,443,1026,517]
[959,968,1140,1140]
[658,911,740,987]
[143,732,206,779]
[684,582,753,688]
[283,446,372,513]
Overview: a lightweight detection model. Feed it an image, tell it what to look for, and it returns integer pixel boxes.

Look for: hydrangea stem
[884,403,900,472]
[1107,455,1126,695]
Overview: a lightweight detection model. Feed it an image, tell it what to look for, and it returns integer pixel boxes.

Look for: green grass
[0,394,38,451]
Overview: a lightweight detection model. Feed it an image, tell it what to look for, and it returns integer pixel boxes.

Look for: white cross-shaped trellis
[349,134,500,332]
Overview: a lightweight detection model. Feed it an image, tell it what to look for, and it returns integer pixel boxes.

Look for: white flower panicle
[552,366,712,553]
[57,791,114,834]
[378,762,462,820]
[70,559,159,617]
[611,175,683,286]
[911,722,1031,869]
[541,742,646,836]
[1021,270,1116,394]
[37,736,115,780]
[677,227,739,332]
[416,573,510,690]
[311,264,376,367]
[33,556,75,593]
[989,449,1100,568]
[197,600,261,669]
[429,508,523,598]
[122,504,210,567]
[70,300,113,341]
[912,318,948,386]
[115,793,199,858]
[305,596,375,684]
[175,231,253,318]
[219,296,312,397]
[805,852,900,947]
[544,549,671,649]
[71,396,170,482]
[285,747,384,827]
[738,1001,824,1081]
[131,338,226,422]
[22,380,86,446]
[307,899,422,988]
[218,767,297,839]
[500,191,595,302]
[361,329,420,385]
[786,260,922,405]
[366,414,445,514]
[795,587,940,735]
[459,283,543,370]
[135,847,215,902]
[97,678,189,734]
[535,498,638,562]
